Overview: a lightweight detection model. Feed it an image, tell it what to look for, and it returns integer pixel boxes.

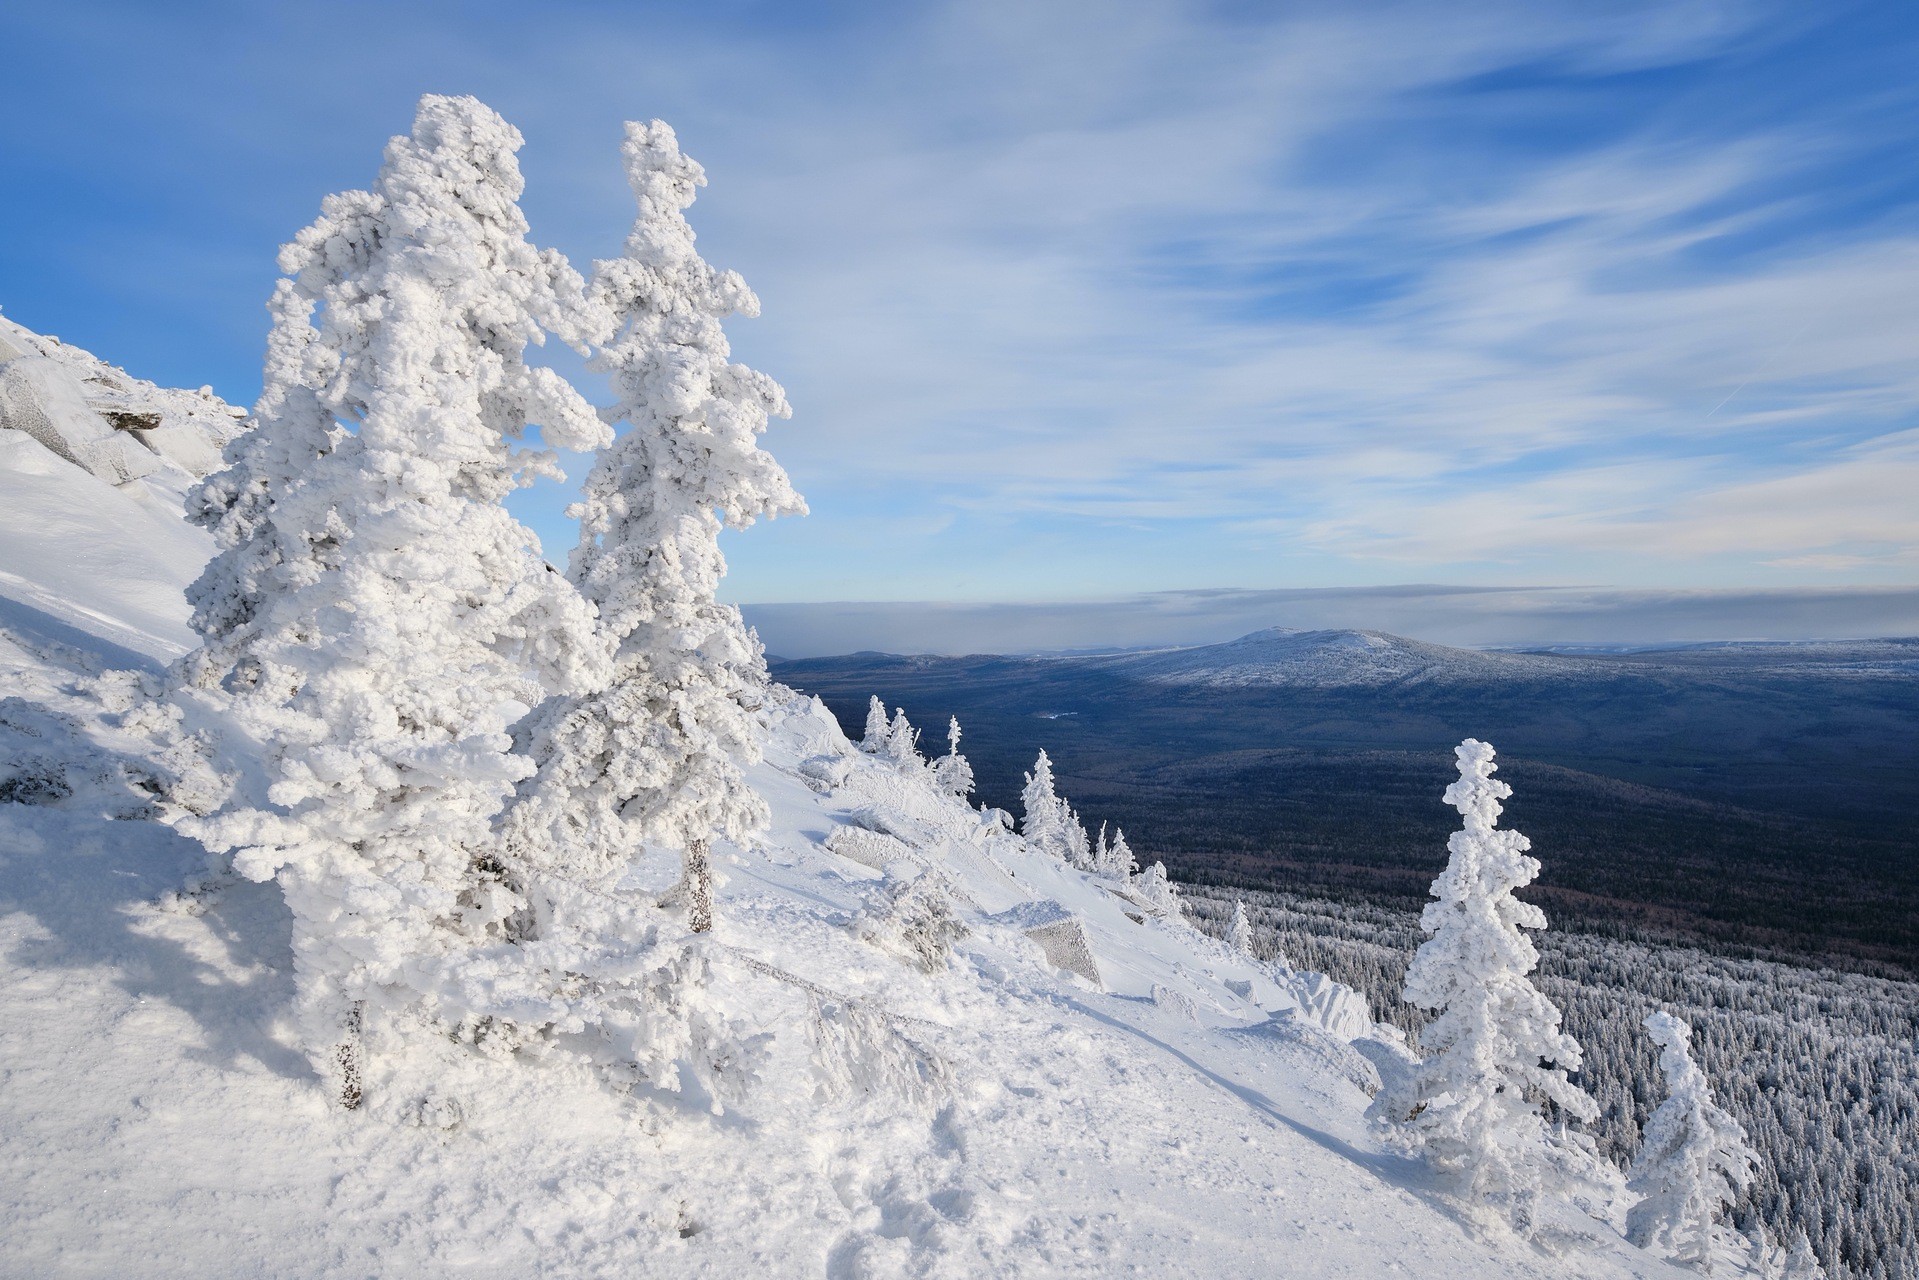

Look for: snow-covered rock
[825,821,920,872]
[990,899,1103,987]
[1233,1010,1383,1097]
[1279,969,1377,1040]
[0,310,246,488]
[0,355,162,484]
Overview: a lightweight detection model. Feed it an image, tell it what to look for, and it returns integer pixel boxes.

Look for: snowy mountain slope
[0,671,1696,1278]
[0,311,245,661]
[1578,636,1919,679]
[0,463,1708,1278]
[0,433,211,661]
[0,309,246,483]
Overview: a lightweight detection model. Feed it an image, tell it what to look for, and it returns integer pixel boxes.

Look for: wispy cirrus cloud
[4,0,1917,618]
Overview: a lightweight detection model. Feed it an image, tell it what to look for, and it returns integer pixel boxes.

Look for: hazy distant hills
[773,628,1919,972]
[1072,626,1572,687]
[1071,625,1919,688]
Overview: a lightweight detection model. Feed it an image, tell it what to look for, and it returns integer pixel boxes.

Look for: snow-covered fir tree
[1627,1010,1762,1272]
[1228,899,1254,955]
[177,95,615,1107]
[928,716,974,798]
[884,706,922,769]
[1020,749,1065,853]
[1138,860,1183,917]
[1101,826,1139,881]
[1369,738,1604,1232]
[176,280,340,694]
[1019,747,1094,867]
[855,701,926,771]
[57,276,344,830]
[860,695,889,752]
[1777,1233,1826,1279]
[1059,803,1092,870]
[504,118,804,934]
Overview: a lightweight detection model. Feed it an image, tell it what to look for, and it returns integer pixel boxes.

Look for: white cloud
[13,0,1916,603]
[594,1,1919,598]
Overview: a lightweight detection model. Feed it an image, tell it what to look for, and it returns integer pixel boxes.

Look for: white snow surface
[0,692,1693,1277]
[0,406,1700,1279]
[0,432,210,661]
[0,310,247,661]
[0,666,1700,1277]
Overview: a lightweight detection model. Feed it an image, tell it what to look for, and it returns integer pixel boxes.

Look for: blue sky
[5,1,1918,647]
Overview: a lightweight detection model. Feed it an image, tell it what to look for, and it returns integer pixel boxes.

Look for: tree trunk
[686,839,713,934]
[336,1000,365,1111]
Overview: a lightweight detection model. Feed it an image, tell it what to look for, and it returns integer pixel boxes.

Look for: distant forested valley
[772,631,1919,1277]
[772,633,1919,974]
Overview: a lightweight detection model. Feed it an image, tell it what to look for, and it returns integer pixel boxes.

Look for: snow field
[0,660,1698,1276]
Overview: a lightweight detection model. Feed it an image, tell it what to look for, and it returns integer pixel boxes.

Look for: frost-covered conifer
[1228,899,1254,955]
[176,280,339,693]
[1019,748,1094,866]
[1780,1233,1825,1279]
[1060,803,1092,870]
[503,119,803,928]
[1103,827,1139,881]
[1021,749,1065,853]
[860,696,889,752]
[179,95,615,1106]
[1139,861,1182,917]
[809,997,953,1109]
[1369,739,1602,1231]
[1627,1010,1761,1272]
[929,716,974,798]
[885,707,922,769]
[852,870,969,974]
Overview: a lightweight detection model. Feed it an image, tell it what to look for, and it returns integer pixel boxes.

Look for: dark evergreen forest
[1182,885,1919,1280]
[774,636,1919,973]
